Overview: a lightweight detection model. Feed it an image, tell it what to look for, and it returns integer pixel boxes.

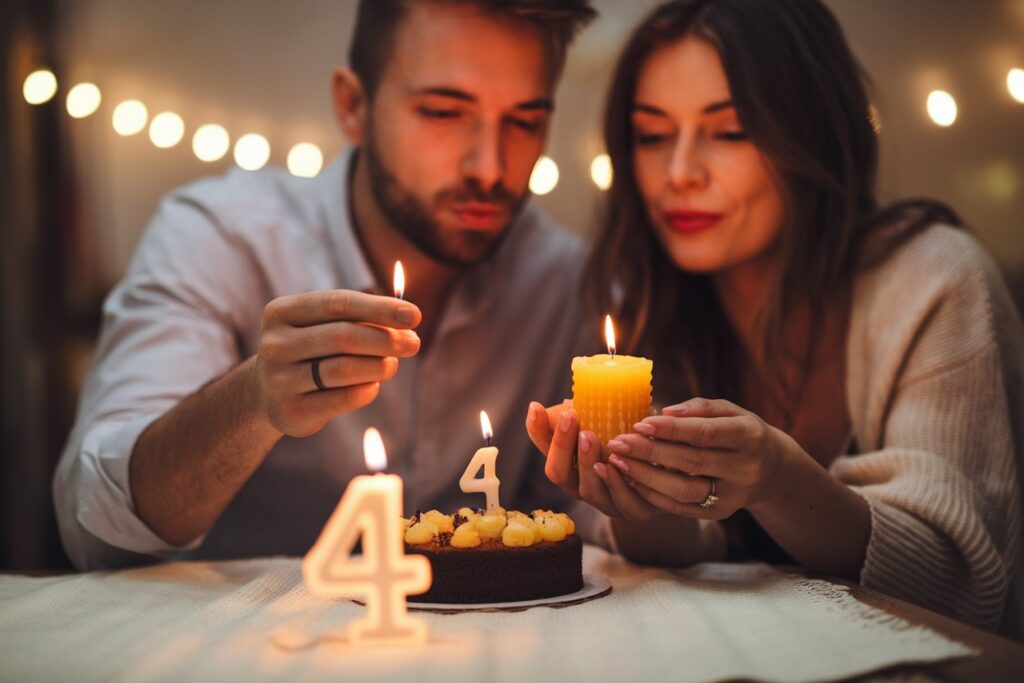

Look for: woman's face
[632,36,785,275]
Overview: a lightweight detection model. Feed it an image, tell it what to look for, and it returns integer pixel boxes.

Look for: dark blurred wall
[1,0,77,570]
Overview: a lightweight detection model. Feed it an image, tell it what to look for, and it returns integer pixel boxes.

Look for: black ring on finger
[311,358,328,392]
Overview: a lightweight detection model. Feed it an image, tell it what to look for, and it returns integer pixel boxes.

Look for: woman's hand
[603,397,798,520]
[524,401,663,522]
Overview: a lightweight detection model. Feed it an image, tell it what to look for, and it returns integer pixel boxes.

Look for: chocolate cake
[402,508,583,604]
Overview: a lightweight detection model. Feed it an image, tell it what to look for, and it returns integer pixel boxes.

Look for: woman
[527,0,1023,632]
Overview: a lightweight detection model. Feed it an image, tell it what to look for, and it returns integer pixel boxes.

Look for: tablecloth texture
[0,545,974,683]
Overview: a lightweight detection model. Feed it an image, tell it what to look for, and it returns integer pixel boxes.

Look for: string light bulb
[287,142,323,178]
[149,111,185,148]
[926,90,957,127]
[192,124,230,162]
[529,156,559,195]
[112,100,148,136]
[23,70,58,105]
[66,83,102,118]
[234,133,271,171]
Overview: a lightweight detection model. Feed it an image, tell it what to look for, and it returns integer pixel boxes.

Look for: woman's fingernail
[528,403,539,423]
[609,455,629,473]
[593,463,609,480]
[633,421,655,435]
[559,410,572,433]
[607,439,631,454]
[578,432,591,454]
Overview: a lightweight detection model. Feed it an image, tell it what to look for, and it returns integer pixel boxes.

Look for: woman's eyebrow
[632,100,735,116]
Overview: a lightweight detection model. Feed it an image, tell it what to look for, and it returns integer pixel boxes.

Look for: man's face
[363,3,556,266]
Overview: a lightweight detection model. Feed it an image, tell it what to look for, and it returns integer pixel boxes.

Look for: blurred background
[3,0,1023,570]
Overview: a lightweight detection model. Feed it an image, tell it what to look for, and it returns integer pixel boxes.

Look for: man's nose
[667,133,709,190]
[461,120,505,191]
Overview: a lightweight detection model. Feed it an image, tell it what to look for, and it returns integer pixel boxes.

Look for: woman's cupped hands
[525,397,795,521]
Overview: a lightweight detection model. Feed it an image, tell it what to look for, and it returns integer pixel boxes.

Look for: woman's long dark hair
[585,0,961,418]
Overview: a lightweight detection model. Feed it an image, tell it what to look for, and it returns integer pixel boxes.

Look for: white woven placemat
[0,546,974,683]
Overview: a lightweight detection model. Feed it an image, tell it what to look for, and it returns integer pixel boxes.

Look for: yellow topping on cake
[507,515,543,543]
[553,512,575,535]
[401,509,576,547]
[538,515,568,542]
[473,513,507,539]
[501,523,536,547]
[404,520,439,545]
[450,523,482,548]
[422,509,454,534]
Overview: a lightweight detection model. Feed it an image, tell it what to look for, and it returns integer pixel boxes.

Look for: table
[839,580,1024,682]
[2,547,1022,683]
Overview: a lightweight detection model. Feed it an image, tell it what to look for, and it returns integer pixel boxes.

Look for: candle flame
[480,410,493,444]
[393,261,405,300]
[604,314,617,355]
[363,427,387,472]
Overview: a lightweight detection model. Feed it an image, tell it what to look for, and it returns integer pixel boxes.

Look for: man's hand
[255,289,422,437]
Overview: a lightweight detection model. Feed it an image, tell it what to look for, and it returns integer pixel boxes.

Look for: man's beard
[363,132,528,268]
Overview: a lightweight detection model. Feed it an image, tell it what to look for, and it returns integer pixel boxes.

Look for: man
[54,0,598,569]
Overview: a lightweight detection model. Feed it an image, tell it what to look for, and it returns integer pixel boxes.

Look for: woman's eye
[635,132,670,146]
[715,131,749,142]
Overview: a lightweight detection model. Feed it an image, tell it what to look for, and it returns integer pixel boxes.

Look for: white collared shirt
[54,149,598,569]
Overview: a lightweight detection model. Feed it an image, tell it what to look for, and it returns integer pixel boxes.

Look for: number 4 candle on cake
[572,315,653,444]
[459,411,501,513]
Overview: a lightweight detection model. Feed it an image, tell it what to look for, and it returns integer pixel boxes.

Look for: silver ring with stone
[699,478,719,509]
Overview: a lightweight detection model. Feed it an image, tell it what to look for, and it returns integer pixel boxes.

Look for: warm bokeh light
[393,261,405,300]
[192,124,230,162]
[590,153,613,191]
[112,100,148,136]
[604,314,617,355]
[286,142,323,178]
[23,70,57,105]
[926,90,957,127]
[529,156,559,195]
[868,104,882,133]
[234,133,270,171]
[66,82,101,119]
[149,111,185,149]
[1008,68,1024,104]
[363,427,387,472]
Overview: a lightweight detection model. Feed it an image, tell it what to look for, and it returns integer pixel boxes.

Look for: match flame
[480,410,493,444]
[393,261,405,300]
[604,314,617,355]
[363,427,387,472]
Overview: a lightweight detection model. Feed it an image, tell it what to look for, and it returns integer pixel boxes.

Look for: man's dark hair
[349,0,597,97]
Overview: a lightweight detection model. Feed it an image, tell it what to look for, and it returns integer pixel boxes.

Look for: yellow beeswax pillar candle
[302,428,432,646]
[572,315,653,444]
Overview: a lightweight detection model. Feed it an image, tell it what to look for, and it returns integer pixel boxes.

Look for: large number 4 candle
[459,411,501,513]
[302,428,432,646]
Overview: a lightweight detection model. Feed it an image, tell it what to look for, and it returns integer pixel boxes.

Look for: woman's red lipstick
[664,210,723,234]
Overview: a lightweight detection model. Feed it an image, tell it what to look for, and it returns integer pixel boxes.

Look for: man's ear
[332,67,367,145]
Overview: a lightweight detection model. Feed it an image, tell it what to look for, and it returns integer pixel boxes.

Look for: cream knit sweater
[830,224,1023,632]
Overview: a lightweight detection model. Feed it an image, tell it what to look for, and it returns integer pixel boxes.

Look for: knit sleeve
[832,229,1023,631]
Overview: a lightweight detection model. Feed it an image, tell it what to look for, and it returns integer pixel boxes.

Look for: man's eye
[715,131,749,142]
[418,107,461,120]
[509,118,542,133]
